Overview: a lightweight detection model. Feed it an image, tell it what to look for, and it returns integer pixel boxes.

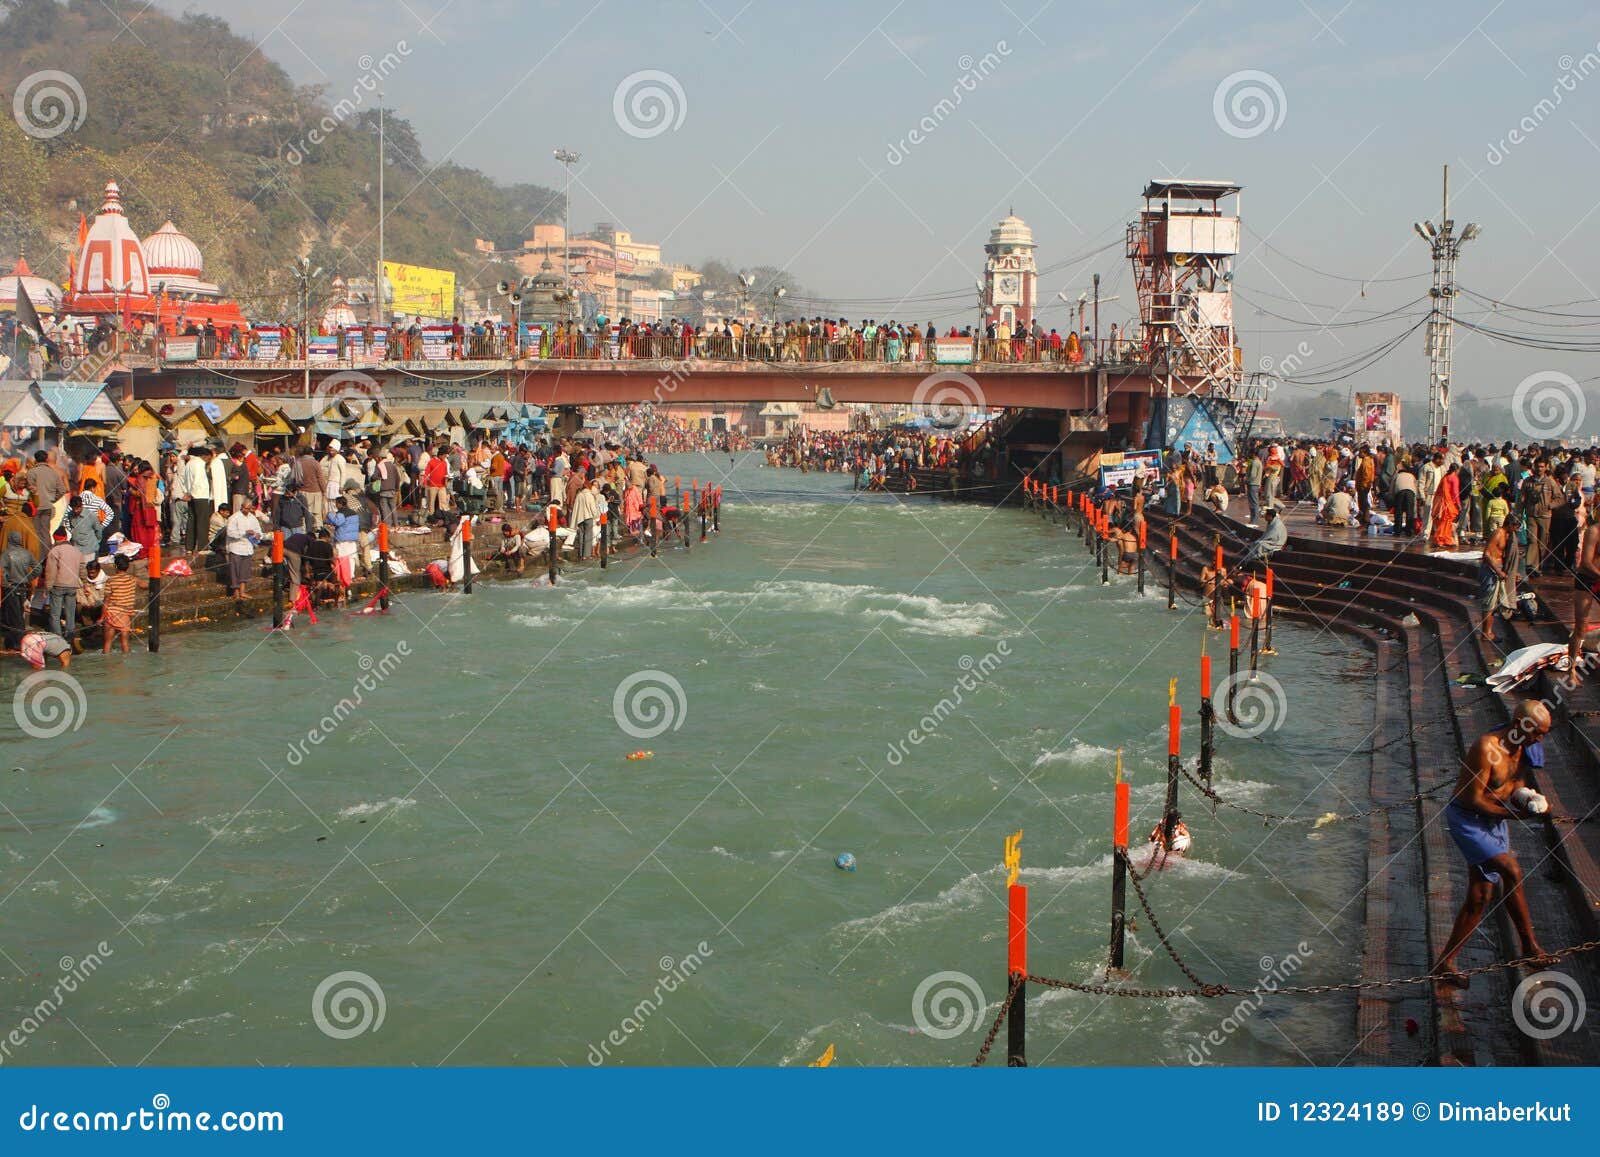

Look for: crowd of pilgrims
[0,433,712,659]
[5,313,1135,373]
[770,426,1001,491]
[588,405,752,455]
[1169,439,1595,559]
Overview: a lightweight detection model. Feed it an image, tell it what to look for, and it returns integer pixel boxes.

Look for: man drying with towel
[1431,699,1556,988]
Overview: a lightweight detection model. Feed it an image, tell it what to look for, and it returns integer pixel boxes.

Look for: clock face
[999,276,1018,295]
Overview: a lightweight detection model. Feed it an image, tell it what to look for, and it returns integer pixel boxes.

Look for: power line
[1241,225,1431,286]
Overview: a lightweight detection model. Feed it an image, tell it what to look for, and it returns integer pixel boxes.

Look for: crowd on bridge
[60,311,1148,368]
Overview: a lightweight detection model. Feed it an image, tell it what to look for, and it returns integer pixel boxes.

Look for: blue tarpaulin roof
[36,384,121,424]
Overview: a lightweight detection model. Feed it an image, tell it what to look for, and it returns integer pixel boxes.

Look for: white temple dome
[987,213,1036,249]
[144,221,204,278]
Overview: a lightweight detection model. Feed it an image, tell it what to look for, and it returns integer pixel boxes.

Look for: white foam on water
[1033,739,1116,768]
[509,613,561,629]
[1019,855,1117,887]
[338,797,417,819]
[1127,852,1245,881]
[830,869,992,938]
[76,806,117,830]
[1021,583,1091,599]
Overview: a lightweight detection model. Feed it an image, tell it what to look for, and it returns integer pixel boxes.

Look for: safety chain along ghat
[970,974,1024,1067]
[1023,855,1600,1007]
[1123,849,1226,991]
[1180,763,1453,824]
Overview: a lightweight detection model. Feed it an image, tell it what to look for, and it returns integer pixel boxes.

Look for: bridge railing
[159,332,1153,370]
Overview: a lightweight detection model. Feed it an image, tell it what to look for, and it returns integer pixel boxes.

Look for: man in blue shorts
[1431,699,1556,988]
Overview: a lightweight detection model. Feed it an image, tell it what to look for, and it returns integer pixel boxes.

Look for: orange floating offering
[625,751,654,761]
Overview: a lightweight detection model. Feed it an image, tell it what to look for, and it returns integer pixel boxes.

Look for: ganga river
[3,453,1377,1067]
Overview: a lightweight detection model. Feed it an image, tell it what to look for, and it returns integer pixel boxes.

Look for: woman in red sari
[128,462,161,556]
[1429,463,1461,549]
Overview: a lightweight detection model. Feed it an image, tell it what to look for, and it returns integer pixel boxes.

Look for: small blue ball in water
[834,852,857,872]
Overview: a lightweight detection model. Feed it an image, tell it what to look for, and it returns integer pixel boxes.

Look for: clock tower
[983,211,1037,331]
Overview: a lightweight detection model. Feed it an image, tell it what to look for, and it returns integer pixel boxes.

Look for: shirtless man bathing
[1431,699,1557,988]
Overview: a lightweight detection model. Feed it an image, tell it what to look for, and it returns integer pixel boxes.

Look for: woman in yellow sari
[1430,464,1461,548]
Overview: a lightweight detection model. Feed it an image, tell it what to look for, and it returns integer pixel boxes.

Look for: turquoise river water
[2,453,1378,1067]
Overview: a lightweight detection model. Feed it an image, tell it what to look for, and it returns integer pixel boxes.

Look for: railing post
[1227,607,1240,724]
[548,506,560,585]
[1137,520,1147,596]
[1211,537,1224,630]
[1004,830,1027,1068]
[461,518,473,594]
[1110,752,1129,971]
[377,522,390,612]
[271,532,285,628]
[1263,566,1277,655]
[1164,679,1181,848]
[1168,531,1177,610]
[1099,510,1110,586]
[146,543,162,653]
[599,512,608,570]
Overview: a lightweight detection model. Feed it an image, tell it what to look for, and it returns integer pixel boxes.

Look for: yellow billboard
[383,261,456,320]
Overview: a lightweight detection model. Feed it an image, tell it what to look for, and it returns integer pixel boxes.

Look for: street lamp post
[292,256,322,399]
[554,149,580,294]
[737,273,755,358]
[975,281,986,361]
[1413,164,1477,446]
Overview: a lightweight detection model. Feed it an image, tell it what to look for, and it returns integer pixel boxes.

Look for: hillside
[0,0,562,318]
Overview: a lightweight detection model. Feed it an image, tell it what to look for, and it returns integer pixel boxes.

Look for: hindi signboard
[383,261,456,321]
[932,336,976,364]
[164,336,198,362]
[1097,449,1164,491]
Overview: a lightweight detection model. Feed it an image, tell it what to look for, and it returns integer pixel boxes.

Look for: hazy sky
[185,0,1600,420]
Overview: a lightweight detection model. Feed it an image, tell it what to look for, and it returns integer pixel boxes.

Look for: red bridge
[123,353,1194,435]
